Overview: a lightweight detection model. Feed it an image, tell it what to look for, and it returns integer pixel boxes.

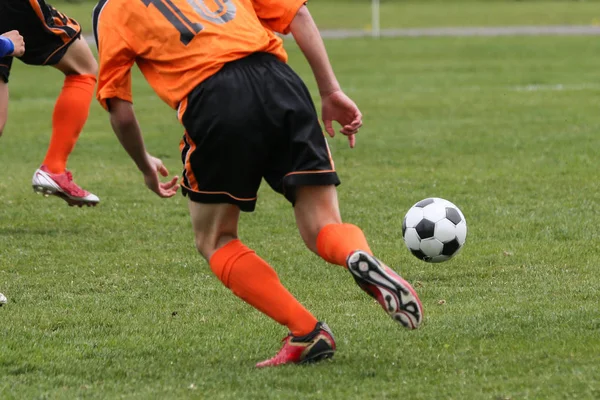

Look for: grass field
[53,0,600,33]
[2,3,600,400]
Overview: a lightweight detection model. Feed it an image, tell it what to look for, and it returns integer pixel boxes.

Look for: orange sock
[316,223,373,267]
[43,74,96,174]
[209,239,318,336]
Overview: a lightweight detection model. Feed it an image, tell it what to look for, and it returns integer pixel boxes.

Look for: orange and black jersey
[94,0,306,118]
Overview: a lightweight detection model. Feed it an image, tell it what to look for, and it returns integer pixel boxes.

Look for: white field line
[83,25,600,45]
[343,83,600,95]
[13,83,599,108]
[314,25,600,39]
[511,83,600,92]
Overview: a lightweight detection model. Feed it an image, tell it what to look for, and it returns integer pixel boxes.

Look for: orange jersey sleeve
[93,1,136,110]
[93,0,302,115]
[252,0,306,34]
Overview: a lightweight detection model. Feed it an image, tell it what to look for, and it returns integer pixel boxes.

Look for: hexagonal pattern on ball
[403,227,421,250]
[420,237,443,257]
[415,218,435,239]
[430,254,451,263]
[445,207,462,225]
[414,198,435,208]
[442,238,461,256]
[422,203,447,222]
[411,248,429,261]
[435,218,457,243]
[404,207,424,228]
[455,221,467,245]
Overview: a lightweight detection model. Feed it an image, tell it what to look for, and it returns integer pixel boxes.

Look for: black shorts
[180,52,340,212]
[0,0,82,82]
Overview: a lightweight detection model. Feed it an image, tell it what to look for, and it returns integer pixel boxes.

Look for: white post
[371,0,381,38]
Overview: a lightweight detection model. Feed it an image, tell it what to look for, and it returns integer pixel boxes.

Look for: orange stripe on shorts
[29,0,77,44]
[183,131,199,192]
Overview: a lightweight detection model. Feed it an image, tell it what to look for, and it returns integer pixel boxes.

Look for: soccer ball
[402,198,467,263]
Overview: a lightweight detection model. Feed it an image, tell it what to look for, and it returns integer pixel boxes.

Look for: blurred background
[54,0,600,34]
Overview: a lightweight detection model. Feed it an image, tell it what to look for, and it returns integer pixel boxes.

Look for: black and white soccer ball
[402,198,467,263]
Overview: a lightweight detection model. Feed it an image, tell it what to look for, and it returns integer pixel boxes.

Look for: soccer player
[0,31,25,58]
[0,1,99,207]
[94,0,423,366]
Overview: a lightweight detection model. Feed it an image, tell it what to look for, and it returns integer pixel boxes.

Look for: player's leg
[186,186,332,369]
[293,185,423,329]
[260,56,423,329]
[44,36,97,174]
[20,1,98,206]
[181,56,334,367]
[189,200,320,337]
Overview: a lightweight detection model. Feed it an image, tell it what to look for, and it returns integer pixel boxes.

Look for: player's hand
[142,155,180,198]
[321,90,363,148]
[2,31,25,57]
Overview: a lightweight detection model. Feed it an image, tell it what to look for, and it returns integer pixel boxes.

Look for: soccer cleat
[347,250,423,329]
[256,322,336,368]
[32,165,99,207]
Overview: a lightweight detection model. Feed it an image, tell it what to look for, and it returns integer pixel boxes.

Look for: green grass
[2,25,600,400]
[51,0,600,33]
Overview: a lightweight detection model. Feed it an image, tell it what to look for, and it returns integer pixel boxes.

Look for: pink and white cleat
[32,165,99,207]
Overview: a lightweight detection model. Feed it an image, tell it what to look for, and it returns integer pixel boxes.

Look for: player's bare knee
[193,235,212,261]
[299,231,319,254]
[194,233,238,261]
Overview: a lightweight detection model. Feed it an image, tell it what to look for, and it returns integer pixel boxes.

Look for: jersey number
[141,0,236,45]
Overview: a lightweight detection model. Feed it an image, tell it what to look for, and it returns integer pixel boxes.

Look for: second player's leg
[32,36,99,206]
[294,184,424,329]
[46,36,98,170]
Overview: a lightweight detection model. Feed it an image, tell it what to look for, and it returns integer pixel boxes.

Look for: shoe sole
[256,349,335,368]
[33,185,98,207]
[299,350,335,364]
[347,251,423,329]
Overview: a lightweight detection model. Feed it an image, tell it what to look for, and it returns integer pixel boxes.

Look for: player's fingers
[350,112,363,127]
[341,126,360,136]
[160,188,178,198]
[161,176,179,190]
[157,163,169,177]
[324,120,335,137]
[158,183,179,198]
[348,134,356,148]
[351,119,363,129]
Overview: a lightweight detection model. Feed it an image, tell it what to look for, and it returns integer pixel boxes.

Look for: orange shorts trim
[180,183,258,202]
[29,0,81,45]
[181,131,199,191]
[284,169,336,178]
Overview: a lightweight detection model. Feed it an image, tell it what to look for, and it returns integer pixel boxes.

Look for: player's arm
[288,6,362,148]
[108,99,179,198]
[0,31,25,57]
[94,7,178,198]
